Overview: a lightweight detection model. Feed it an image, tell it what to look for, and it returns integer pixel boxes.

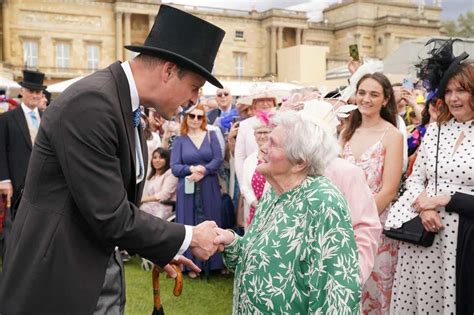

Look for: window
[23,40,38,68]
[87,45,100,71]
[234,53,245,78]
[56,42,70,69]
[235,30,244,39]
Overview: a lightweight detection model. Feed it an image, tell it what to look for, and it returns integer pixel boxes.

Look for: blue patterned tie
[133,108,141,128]
[29,111,39,129]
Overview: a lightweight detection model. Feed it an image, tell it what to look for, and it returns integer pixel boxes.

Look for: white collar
[120,61,140,112]
[20,103,39,116]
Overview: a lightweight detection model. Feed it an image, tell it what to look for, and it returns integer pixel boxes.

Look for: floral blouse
[223,176,361,314]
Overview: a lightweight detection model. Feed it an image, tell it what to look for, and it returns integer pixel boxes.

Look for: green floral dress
[223,176,361,314]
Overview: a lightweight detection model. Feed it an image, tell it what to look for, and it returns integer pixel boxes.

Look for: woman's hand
[413,191,451,212]
[213,227,236,251]
[188,172,204,182]
[251,200,258,208]
[420,210,444,232]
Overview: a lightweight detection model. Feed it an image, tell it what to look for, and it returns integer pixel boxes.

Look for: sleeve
[240,155,258,205]
[222,233,243,272]
[212,127,226,158]
[385,123,438,229]
[445,192,474,219]
[53,91,185,267]
[170,136,191,178]
[155,171,178,201]
[344,167,382,284]
[302,193,361,314]
[204,131,223,176]
[234,124,247,185]
[0,112,11,181]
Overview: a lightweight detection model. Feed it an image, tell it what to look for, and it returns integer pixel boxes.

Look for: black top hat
[125,5,225,88]
[417,38,469,98]
[19,69,47,91]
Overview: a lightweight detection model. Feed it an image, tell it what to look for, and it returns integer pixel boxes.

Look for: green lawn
[125,257,234,315]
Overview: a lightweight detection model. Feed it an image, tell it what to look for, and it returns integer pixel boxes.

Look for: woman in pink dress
[340,72,403,314]
[140,147,178,219]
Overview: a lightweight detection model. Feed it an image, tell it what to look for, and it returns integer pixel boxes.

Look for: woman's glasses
[188,113,204,120]
[217,92,229,97]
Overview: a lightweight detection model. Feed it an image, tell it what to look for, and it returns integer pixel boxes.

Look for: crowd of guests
[1,37,472,314]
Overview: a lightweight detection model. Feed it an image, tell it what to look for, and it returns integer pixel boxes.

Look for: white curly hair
[270,110,340,176]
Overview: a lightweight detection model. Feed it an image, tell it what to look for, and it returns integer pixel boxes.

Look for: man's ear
[162,62,177,82]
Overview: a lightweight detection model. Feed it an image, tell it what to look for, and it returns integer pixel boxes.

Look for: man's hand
[0,182,13,206]
[163,255,201,278]
[190,221,219,260]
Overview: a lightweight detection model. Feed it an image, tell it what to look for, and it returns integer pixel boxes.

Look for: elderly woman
[215,109,361,314]
[386,39,473,314]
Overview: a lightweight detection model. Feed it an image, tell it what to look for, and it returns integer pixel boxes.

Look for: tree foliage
[442,11,474,37]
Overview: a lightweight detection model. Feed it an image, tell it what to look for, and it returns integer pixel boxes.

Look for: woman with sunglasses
[170,103,224,278]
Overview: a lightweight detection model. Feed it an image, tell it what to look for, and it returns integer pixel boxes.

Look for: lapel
[136,127,148,202]
[13,107,32,149]
[109,62,137,195]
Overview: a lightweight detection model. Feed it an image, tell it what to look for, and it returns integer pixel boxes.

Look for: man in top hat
[0,69,46,247]
[0,5,225,314]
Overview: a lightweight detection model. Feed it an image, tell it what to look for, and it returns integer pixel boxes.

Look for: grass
[125,257,234,315]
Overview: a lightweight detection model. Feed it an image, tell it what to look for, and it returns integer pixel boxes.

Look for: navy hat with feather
[417,38,469,99]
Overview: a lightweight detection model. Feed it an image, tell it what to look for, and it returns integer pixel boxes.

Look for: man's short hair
[135,53,187,79]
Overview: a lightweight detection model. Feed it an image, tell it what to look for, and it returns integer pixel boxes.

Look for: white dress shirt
[121,61,192,257]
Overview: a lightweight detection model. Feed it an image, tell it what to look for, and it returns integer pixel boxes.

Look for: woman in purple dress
[171,104,223,278]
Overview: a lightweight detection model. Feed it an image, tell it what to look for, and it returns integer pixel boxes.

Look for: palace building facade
[0,0,442,85]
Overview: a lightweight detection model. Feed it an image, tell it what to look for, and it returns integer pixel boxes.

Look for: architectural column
[124,12,131,48]
[270,26,277,75]
[2,2,11,61]
[148,14,155,30]
[115,11,123,60]
[277,26,283,50]
[296,28,302,45]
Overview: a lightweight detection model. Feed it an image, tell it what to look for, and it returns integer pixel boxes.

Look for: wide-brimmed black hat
[19,69,47,91]
[125,5,225,88]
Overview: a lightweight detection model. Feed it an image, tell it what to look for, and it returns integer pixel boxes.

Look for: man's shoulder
[0,106,21,120]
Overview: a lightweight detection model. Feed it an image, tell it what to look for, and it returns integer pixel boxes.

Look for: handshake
[190,221,235,260]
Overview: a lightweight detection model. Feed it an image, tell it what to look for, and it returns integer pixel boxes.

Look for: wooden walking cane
[152,263,183,315]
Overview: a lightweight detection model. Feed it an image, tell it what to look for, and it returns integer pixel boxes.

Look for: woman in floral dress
[340,72,403,314]
[215,110,361,314]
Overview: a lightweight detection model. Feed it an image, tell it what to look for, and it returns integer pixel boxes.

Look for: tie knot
[133,108,141,128]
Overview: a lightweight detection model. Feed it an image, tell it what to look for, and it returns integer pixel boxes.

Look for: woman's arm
[203,131,223,176]
[305,191,361,313]
[445,192,474,219]
[374,128,403,213]
[214,228,243,272]
[155,171,179,201]
[170,137,191,177]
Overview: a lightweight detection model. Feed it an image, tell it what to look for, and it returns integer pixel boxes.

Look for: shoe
[220,268,231,277]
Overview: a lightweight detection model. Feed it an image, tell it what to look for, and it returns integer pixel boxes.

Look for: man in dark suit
[207,86,234,125]
[0,5,225,315]
[0,70,46,256]
[0,70,45,207]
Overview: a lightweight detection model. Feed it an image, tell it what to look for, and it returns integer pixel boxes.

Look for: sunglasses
[188,113,204,120]
[217,92,229,97]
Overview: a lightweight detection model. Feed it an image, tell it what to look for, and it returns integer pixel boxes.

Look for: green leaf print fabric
[223,176,361,314]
